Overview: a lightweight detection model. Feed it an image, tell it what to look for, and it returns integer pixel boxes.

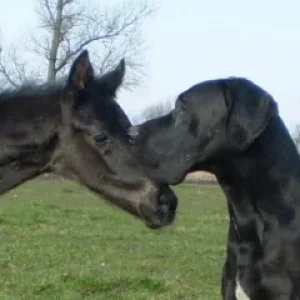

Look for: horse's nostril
[159,186,178,214]
[158,203,169,215]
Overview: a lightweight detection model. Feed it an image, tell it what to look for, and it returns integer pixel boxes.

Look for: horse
[128,77,300,299]
[0,50,177,230]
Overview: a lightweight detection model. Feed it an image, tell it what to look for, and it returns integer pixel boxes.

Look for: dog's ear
[223,79,278,151]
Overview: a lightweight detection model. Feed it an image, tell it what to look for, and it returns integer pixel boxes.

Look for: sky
[1,0,300,131]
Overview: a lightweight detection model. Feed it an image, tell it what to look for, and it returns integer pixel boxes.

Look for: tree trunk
[47,0,63,82]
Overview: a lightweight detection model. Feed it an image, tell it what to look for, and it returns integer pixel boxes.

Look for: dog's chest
[235,280,251,300]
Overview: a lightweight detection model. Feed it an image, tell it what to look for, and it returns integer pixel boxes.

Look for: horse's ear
[99,59,125,95]
[68,50,94,90]
[224,79,278,151]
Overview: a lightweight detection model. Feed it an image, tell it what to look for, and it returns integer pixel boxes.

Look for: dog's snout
[128,126,140,144]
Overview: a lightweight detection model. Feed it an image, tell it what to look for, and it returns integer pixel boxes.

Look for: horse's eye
[93,134,108,144]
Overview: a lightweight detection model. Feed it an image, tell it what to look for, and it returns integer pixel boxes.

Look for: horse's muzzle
[139,185,178,229]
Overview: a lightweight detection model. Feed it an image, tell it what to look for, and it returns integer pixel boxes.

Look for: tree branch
[44,0,55,23]
[1,0,157,87]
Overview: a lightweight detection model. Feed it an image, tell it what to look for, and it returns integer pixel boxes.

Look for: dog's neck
[212,116,300,225]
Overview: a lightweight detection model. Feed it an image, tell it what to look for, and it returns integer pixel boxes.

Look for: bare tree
[293,124,300,150]
[132,99,174,124]
[0,0,155,88]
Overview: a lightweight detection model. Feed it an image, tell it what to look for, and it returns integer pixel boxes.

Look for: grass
[0,180,228,300]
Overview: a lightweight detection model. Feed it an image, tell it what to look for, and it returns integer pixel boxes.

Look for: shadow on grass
[60,273,167,296]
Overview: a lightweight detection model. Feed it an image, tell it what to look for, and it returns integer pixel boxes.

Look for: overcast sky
[1,0,300,130]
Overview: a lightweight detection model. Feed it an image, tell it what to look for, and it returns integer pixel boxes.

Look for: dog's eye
[93,134,108,145]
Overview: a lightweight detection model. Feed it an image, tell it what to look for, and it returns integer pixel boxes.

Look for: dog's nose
[128,126,140,144]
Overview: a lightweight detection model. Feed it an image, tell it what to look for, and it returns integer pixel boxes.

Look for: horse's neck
[0,157,48,195]
[0,95,60,195]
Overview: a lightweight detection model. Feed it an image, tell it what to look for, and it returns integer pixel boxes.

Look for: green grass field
[0,180,229,300]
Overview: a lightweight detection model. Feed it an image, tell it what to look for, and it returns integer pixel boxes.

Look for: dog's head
[129,78,278,184]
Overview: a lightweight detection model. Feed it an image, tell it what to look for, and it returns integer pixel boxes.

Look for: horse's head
[55,50,177,229]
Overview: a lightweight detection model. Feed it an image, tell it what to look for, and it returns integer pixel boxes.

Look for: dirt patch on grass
[183,171,217,185]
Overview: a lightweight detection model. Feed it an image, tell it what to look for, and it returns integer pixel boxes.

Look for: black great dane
[129,77,300,300]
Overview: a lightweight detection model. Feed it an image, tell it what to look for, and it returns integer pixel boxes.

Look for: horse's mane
[0,80,65,104]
